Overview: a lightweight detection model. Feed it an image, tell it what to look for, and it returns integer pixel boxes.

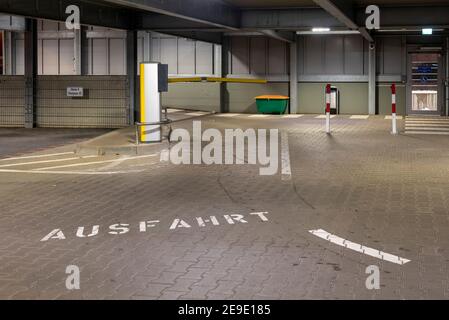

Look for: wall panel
[36,76,129,128]
[0,75,25,127]
[195,41,213,75]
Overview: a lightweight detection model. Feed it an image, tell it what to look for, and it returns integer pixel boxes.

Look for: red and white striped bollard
[391,84,398,135]
[326,84,331,134]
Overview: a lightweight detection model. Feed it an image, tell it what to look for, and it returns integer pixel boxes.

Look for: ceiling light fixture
[312,28,331,32]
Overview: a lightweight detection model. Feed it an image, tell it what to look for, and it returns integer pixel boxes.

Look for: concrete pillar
[143,31,151,61]
[368,41,377,115]
[3,31,13,75]
[220,36,230,113]
[74,28,82,75]
[446,37,449,116]
[127,30,138,125]
[80,26,89,75]
[24,19,37,129]
[289,39,298,114]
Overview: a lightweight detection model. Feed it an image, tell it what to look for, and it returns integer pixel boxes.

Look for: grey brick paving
[1,115,449,299]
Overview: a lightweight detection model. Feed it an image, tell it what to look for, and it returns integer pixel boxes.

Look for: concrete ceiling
[224,0,447,9]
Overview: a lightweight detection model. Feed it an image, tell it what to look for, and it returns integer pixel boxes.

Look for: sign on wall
[66,87,84,97]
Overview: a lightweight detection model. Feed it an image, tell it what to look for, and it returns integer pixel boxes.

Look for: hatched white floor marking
[216,113,240,118]
[186,112,207,116]
[315,115,336,119]
[350,115,370,120]
[166,109,184,114]
[309,229,411,265]
[281,132,292,181]
[0,152,75,161]
[249,114,270,118]
[0,156,97,168]
[282,115,304,119]
[405,117,449,135]
[0,169,142,175]
[34,154,159,171]
[385,115,403,120]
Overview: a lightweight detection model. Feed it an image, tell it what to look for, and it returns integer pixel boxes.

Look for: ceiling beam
[259,30,295,43]
[101,0,240,30]
[313,0,357,29]
[312,0,373,42]
[159,31,223,44]
[241,8,345,31]
[0,0,133,30]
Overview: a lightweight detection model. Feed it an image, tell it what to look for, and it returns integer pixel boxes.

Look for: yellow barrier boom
[168,77,267,84]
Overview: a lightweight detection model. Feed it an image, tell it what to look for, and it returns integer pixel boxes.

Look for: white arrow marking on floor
[309,229,411,265]
[281,132,292,181]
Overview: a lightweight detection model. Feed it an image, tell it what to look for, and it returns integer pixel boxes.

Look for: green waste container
[255,95,290,114]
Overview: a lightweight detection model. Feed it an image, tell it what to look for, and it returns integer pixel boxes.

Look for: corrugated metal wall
[36,76,129,128]
[0,76,25,127]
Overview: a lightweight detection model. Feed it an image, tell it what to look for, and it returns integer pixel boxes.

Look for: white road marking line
[385,115,403,120]
[405,127,449,131]
[166,109,184,113]
[405,123,449,127]
[0,152,75,161]
[0,169,142,175]
[350,115,370,120]
[282,115,304,119]
[315,115,336,119]
[35,154,159,171]
[186,112,207,116]
[216,113,240,117]
[160,149,170,162]
[281,132,292,181]
[249,114,270,118]
[0,156,97,168]
[309,229,411,265]
[405,131,449,135]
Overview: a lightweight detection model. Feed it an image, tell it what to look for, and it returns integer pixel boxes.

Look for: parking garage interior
[1,0,449,303]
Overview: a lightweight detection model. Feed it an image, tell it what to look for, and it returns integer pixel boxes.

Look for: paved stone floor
[1,114,449,300]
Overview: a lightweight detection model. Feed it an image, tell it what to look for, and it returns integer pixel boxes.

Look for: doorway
[407,51,444,116]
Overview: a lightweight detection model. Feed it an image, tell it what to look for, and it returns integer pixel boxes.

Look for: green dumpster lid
[255,95,290,100]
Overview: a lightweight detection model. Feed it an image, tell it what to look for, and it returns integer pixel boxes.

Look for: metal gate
[36,76,130,128]
[0,76,25,127]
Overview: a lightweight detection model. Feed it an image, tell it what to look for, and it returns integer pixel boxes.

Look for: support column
[368,41,377,115]
[24,19,37,129]
[446,37,449,116]
[289,39,298,114]
[127,30,138,125]
[3,31,13,75]
[74,28,82,75]
[220,36,230,113]
[80,26,89,75]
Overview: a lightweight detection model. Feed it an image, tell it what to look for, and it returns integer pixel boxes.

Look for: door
[407,52,444,115]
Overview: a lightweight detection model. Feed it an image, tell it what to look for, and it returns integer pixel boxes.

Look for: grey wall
[299,35,368,76]
[162,83,220,112]
[298,83,368,114]
[228,36,289,78]
[146,32,217,76]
